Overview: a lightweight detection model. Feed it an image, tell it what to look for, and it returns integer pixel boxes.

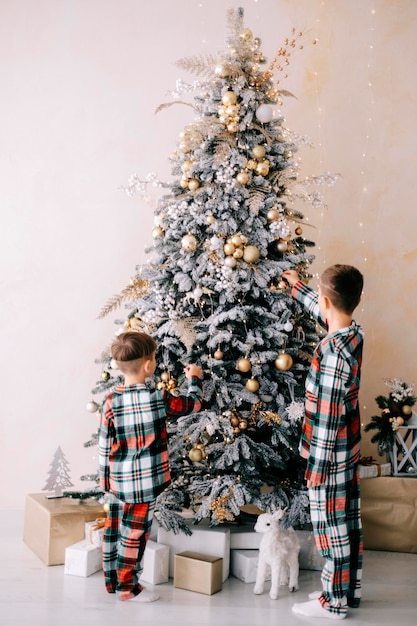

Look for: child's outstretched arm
[164,363,203,418]
[282,270,326,328]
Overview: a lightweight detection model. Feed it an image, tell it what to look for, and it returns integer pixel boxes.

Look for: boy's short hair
[111,331,157,375]
[320,264,363,314]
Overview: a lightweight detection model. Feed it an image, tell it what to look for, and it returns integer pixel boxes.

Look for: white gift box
[157,521,230,582]
[140,540,169,585]
[230,549,270,583]
[84,520,105,547]
[359,462,391,479]
[230,525,261,550]
[64,540,102,577]
[297,530,324,571]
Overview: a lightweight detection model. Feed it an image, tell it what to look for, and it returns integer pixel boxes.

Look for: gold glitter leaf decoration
[155,101,197,115]
[97,278,150,319]
[175,54,219,78]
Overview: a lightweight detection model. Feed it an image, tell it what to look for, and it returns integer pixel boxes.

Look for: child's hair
[320,264,363,314]
[111,331,157,375]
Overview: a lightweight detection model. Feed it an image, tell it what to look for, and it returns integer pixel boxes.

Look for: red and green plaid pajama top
[293,281,364,617]
[98,377,202,599]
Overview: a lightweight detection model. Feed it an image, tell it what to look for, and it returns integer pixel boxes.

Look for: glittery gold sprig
[97,277,150,319]
[210,489,235,522]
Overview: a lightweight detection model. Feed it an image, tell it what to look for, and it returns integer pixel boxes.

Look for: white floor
[2,511,417,626]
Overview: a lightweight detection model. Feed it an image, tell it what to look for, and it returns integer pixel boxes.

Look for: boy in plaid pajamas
[282,265,364,620]
[98,331,203,602]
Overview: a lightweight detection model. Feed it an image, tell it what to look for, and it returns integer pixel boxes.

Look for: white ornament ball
[224,256,237,268]
[193,287,203,299]
[284,321,294,332]
[256,104,273,123]
[110,358,119,370]
[252,145,266,160]
[86,400,100,413]
[214,63,230,78]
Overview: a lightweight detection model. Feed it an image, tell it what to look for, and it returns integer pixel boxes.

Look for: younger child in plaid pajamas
[98,331,203,602]
[283,264,364,621]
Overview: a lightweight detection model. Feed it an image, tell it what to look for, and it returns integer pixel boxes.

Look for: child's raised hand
[281,270,300,286]
[184,364,203,380]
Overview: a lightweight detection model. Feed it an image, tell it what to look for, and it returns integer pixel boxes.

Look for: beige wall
[1,0,416,509]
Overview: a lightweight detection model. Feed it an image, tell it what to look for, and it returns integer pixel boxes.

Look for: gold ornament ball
[276,240,288,253]
[252,145,266,160]
[239,419,248,430]
[246,378,260,393]
[230,416,240,427]
[295,226,303,235]
[256,161,270,176]
[222,91,238,106]
[239,28,253,42]
[206,214,215,225]
[402,405,413,416]
[188,178,200,191]
[224,242,236,256]
[237,357,251,373]
[182,160,192,172]
[189,447,203,463]
[86,400,99,413]
[267,208,279,222]
[275,352,293,371]
[179,178,189,189]
[236,171,249,185]
[101,370,110,382]
[396,416,405,426]
[231,234,243,247]
[277,280,288,290]
[160,371,170,382]
[103,502,110,513]
[181,233,198,252]
[213,349,224,360]
[233,248,244,259]
[243,245,260,263]
[246,159,257,171]
[227,121,239,133]
[152,226,165,238]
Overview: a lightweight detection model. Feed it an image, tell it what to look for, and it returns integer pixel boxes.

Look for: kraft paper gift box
[64,540,102,577]
[174,552,222,595]
[157,521,230,582]
[140,539,169,585]
[361,477,417,553]
[23,493,106,565]
[230,549,269,583]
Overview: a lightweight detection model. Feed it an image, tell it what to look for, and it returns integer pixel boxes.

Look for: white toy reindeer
[253,509,300,600]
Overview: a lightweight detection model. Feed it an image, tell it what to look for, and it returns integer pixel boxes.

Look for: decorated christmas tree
[69,8,336,532]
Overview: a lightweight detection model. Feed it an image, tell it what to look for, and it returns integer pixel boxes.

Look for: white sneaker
[308,590,323,600]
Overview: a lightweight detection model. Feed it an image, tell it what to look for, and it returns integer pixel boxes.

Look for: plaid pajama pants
[102,493,155,600]
[309,467,363,617]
